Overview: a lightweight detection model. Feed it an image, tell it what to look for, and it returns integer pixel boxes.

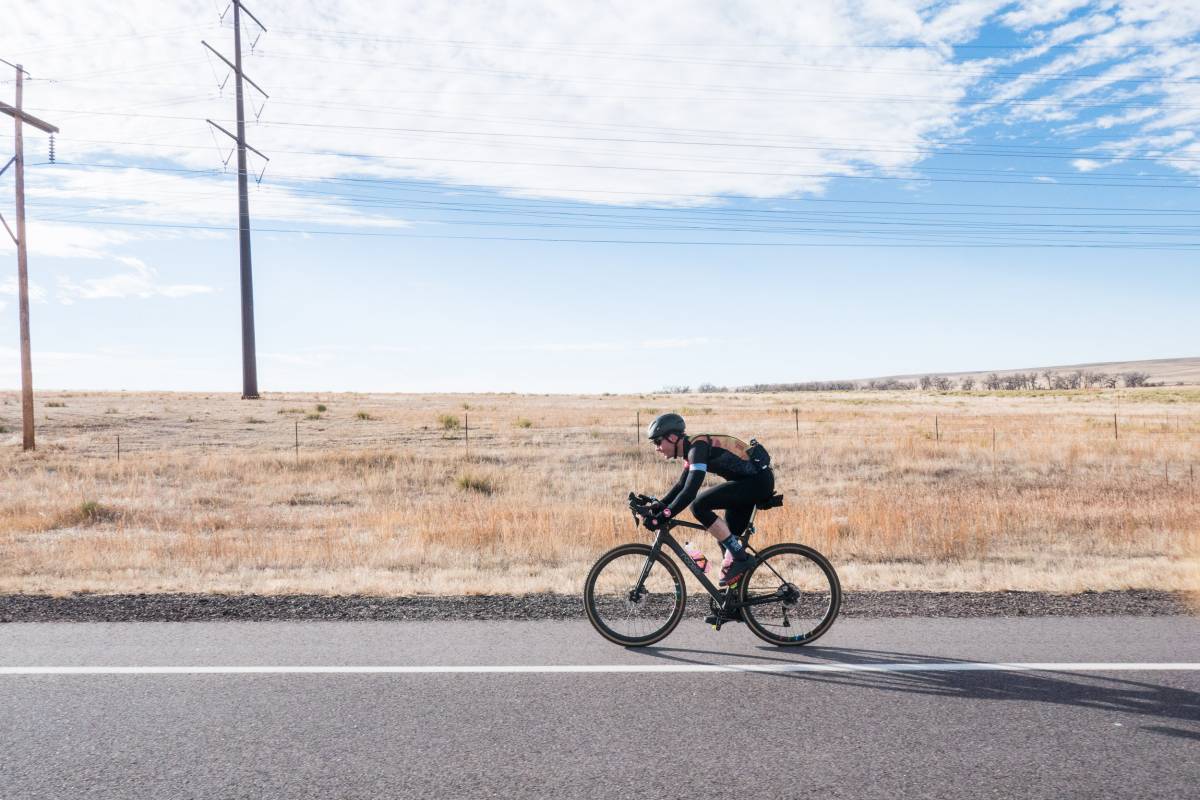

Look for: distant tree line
[969,370,1154,390]
[659,370,1161,394]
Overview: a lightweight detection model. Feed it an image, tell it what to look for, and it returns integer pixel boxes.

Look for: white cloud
[23,166,409,231]
[980,1,1200,177]
[1001,0,1099,30]
[8,1,1008,210]
[924,0,1011,42]
[0,276,48,302]
[5,0,1197,232]
[54,256,216,301]
[1071,158,1104,170]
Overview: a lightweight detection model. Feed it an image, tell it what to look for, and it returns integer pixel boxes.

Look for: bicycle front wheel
[583,543,686,647]
[739,543,841,646]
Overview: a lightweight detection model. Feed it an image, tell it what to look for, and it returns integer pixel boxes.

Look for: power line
[268,26,1137,51]
[24,170,1197,249]
[33,183,1199,235]
[21,217,1200,250]
[7,24,214,58]
[33,74,1200,111]
[249,49,1199,103]
[31,125,1200,188]
[37,160,1200,213]
[32,100,1195,155]
[260,27,1200,85]
[29,102,1200,175]
[33,76,1198,122]
[51,133,1200,183]
[29,94,1197,166]
[25,163,1199,246]
[150,138,1200,190]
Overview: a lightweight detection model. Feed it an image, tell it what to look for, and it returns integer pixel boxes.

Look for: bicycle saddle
[755,493,784,510]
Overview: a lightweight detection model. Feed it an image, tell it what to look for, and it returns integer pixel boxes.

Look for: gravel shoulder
[0,590,1193,623]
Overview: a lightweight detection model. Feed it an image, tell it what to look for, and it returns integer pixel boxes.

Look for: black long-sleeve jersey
[661,434,764,517]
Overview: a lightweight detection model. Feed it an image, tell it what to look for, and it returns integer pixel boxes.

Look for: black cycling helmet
[647,412,685,443]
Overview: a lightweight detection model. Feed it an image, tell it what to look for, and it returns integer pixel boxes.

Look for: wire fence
[32,409,1198,465]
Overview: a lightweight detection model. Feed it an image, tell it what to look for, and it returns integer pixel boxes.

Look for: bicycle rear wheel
[583,543,686,647]
[738,543,840,646]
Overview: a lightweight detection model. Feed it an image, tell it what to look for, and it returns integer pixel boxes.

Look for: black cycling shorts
[690,469,774,536]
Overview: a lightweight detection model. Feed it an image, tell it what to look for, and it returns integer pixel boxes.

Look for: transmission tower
[1,59,59,451]
[203,1,269,399]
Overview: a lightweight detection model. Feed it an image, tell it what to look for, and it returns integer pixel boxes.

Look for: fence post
[636,411,640,445]
[990,427,997,480]
[1113,413,1118,440]
[117,435,120,462]
[294,420,299,462]
[935,416,939,443]
[794,408,799,445]
[465,412,469,459]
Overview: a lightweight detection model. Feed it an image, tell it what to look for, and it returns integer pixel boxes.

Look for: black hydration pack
[747,438,772,472]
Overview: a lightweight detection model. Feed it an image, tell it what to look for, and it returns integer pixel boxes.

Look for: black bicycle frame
[638,517,784,612]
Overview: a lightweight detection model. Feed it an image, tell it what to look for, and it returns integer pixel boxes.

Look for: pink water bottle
[684,541,709,573]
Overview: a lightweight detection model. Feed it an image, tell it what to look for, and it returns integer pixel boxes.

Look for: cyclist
[643,412,773,587]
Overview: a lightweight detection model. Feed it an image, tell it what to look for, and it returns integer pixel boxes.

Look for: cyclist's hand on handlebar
[628,493,659,516]
[643,509,670,530]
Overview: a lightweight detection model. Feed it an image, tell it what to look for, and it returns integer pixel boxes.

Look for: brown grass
[1,389,1198,597]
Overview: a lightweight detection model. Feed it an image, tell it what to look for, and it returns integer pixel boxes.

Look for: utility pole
[203,0,268,399]
[1,60,59,451]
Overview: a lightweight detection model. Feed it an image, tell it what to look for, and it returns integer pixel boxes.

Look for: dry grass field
[2,388,1198,597]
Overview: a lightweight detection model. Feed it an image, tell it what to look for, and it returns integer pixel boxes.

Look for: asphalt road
[2,618,1198,799]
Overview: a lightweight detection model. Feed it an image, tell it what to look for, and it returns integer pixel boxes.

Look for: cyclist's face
[654,433,680,458]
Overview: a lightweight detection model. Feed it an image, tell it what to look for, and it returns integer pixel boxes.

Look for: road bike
[583,492,841,647]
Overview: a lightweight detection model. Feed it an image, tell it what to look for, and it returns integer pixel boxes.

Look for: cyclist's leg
[693,472,773,541]
[690,482,742,545]
[692,481,760,586]
[726,470,774,538]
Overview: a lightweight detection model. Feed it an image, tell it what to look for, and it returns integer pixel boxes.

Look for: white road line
[1,662,1198,675]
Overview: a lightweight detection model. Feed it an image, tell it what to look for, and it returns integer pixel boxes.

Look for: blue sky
[3,0,1198,393]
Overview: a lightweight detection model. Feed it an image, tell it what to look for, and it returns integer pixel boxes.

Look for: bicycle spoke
[585,545,685,646]
[740,544,840,646]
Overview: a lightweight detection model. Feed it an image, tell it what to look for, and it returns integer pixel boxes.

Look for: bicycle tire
[583,543,687,647]
[738,542,841,647]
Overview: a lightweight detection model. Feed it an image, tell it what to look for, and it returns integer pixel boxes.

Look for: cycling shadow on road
[639,643,1200,732]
